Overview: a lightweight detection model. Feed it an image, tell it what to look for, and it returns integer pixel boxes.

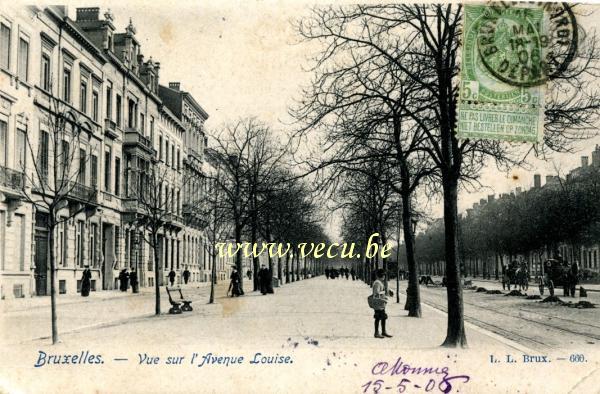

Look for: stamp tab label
[457,4,546,142]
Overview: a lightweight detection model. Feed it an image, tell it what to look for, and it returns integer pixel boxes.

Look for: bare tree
[208,118,286,294]
[21,88,98,344]
[126,161,185,315]
[295,4,600,347]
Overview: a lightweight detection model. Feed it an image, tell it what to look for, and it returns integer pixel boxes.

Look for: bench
[165,286,193,313]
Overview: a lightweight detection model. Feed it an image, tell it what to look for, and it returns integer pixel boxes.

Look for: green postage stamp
[457,4,546,142]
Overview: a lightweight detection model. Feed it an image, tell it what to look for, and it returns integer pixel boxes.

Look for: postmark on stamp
[457,3,552,142]
[476,2,578,87]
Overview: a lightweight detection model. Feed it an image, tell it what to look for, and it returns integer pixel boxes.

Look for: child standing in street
[372,269,392,338]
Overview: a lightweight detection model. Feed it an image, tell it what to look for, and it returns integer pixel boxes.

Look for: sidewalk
[0,281,212,314]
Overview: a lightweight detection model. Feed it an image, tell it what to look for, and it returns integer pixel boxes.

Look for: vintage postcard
[0,1,599,393]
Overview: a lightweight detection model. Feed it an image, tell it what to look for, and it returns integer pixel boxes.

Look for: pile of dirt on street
[486,290,503,294]
[465,285,478,290]
[540,295,565,304]
[476,287,487,293]
[526,295,542,300]
[505,290,525,296]
[567,301,596,309]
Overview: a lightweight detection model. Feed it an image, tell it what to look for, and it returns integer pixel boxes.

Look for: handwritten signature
[363,357,470,393]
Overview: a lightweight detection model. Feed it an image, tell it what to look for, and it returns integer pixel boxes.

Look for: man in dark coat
[168,269,176,287]
[344,267,349,280]
[81,266,92,297]
[350,268,356,281]
[229,267,242,297]
[258,265,269,295]
[130,269,139,293]
[118,269,129,292]
[325,267,330,279]
[183,268,191,284]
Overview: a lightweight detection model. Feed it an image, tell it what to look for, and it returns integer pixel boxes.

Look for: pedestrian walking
[118,269,129,292]
[371,269,392,339]
[344,267,349,280]
[168,269,176,287]
[81,266,92,297]
[228,267,242,297]
[183,268,191,284]
[350,268,356,281]
[130,269,139,293]
[325,267,330,279]
[258,264,269,295]
[247,269,252,281]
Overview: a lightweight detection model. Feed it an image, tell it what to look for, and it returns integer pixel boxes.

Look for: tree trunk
[285,252,290,283]
[209,249,216,304]
[48,217,58,344]
[277,255,283,285]
[402,194,421,317]
[152,233,161,315]
[234,224,244,295]
[441,175,467,347]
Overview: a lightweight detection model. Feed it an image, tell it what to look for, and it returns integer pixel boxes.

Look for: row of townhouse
[458,147,600,279]
[0,6,228,299]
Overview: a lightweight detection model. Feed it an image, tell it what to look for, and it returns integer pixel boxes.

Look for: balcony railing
[0,165,24,194]
[104,118,120,139]
[67,181,98,204]
[124,128,155,155]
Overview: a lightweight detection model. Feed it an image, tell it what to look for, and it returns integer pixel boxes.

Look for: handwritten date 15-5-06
[362,357,470,394]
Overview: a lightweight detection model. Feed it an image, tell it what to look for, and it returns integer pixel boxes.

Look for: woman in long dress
[81,267,92,297]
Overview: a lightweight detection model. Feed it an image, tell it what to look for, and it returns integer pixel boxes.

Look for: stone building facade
[0,6,214,299]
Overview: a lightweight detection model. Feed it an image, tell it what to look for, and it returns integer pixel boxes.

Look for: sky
[58,0,600,240]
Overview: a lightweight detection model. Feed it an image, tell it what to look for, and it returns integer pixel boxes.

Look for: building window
[165,140,169,164]
[38,130,49,180]
[106,81,112,120]
[158,135,163,160]
[16,128,26,169]
[90,223,97,268]
[80,79,88,113]
[140,113,145,134]
[76,220,84,267]
[92,91,99,122]
[114,226,120,266]
[18,37,28,81]
[104,147,112,192]
[63,67,72,103]
[177,148,180,171]
[78,148,86,184]
[41,53,51,91]
[127,99,136,129]
[0,119,6,167]
[116,94,122,127]
[171,145,175,168]
[150,116,154,144]
[0,23,10,70]
[91,154,98,189]
[60,139,69,179]
[114,157,120,196]
[58,219,66,266]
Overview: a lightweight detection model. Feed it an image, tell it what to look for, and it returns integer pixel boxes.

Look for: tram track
[417,287,600,351]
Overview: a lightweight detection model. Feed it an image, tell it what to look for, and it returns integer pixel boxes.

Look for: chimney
[169,82,181,91]
[582,156,589,168]
[480,198,487,206]
[76,7,100,21]
[515,187,522,195]
[593,145,600,167]
[534,174,541,188]
[546,175,553,184]
[487,194,495,202]
[473,202,479,209]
